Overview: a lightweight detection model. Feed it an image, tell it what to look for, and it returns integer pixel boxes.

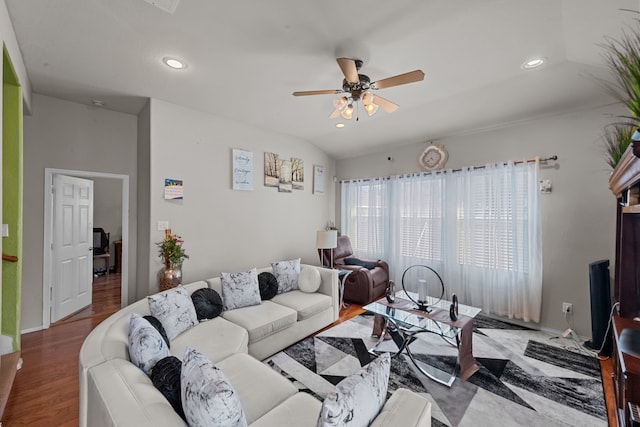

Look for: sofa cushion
[150,356,185,421]
[270,290,332,321]
[128,313,170,375]
[216,353,297,424]
[148,286,198,341]
[221,268,262,311]
[298,265,321,293]
[170,316,249,363]
[221,301,297,343]
[258,272,279,300]
[191,287,224,320]
[271,258,301,294]
[317,353,391,427]
[249,392,321,427]
[181,348,247,427]
[143,315,170,348]
[370,388,431,427]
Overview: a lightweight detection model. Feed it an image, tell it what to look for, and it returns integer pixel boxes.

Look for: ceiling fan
[292,58,424,120]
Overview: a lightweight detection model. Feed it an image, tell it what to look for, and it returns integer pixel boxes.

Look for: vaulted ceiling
[5,0,638,158]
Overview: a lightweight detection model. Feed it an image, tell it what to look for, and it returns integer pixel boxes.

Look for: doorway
[43,168,129,330]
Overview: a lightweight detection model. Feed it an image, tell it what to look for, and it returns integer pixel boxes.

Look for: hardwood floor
[1,286,618,426]
[1,274,121,426]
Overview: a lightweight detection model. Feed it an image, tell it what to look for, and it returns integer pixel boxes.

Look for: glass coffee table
[363,293,481,387]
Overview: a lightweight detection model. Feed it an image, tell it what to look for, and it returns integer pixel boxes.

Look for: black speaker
[585,259,613,356]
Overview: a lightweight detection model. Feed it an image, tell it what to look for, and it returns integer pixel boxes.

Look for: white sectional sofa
[79,264,431,427]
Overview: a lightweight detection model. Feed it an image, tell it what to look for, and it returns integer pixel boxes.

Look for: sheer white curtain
[443,161,542,322]
[341,160,543,322]
[341,178,389,260]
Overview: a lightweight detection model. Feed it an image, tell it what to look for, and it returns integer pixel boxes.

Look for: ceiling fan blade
[373,70,425,90]
[293,90,342,96]
[373,95,399,113]
[336,58,359,84]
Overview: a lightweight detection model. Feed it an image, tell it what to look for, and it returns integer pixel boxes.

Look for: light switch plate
[2,224,8,237]
[157,220,169,231]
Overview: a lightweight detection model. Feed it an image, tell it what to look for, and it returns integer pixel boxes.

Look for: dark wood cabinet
[609,146,640,427]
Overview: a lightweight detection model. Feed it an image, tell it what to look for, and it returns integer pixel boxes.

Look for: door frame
[43,168,129,329]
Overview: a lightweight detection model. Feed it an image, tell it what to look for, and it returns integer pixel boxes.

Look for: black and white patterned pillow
[148,286,198,341]
[143,315,170,348]
[181,347,247,427]
[128,313,170,375]
[317,352,391,427]
[271,258,301,294]
[221,268,261,311]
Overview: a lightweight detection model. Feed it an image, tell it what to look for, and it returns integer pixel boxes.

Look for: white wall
[144,99,335,293]
[336,104,624,335]
[22,94,138,330]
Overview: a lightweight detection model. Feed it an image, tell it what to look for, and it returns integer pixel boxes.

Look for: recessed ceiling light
[335,123,345,128]
[92,99,105,107]
[162,57,187,70]
[521,57,546,70]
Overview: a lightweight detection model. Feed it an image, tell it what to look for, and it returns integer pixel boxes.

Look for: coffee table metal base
[370,316,459,387]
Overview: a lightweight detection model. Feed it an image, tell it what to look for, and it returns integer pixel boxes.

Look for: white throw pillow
[181,347,247,427]
[271,258,301,294]
[298,265,321,293]
[221,268,261,310]
[128,313,170,375]
[317,352,391,427]
[148,285,198,341]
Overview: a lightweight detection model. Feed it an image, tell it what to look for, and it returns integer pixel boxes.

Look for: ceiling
[5,0,639,159]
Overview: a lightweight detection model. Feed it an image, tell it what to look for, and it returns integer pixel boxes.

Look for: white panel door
[51,174,93,322]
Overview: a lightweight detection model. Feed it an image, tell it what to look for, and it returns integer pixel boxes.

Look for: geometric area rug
[264,313,607,427]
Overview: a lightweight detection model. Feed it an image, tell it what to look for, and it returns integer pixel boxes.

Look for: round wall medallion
[418,143,448,171]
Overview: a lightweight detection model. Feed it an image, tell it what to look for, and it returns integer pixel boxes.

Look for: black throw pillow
[191,288,223,320]
[258,272,278,300]
[143,315,170,348]
[343,257,377,269]
[150,356,185,421]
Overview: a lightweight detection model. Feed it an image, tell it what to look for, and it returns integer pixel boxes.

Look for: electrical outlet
[562,302,572,314]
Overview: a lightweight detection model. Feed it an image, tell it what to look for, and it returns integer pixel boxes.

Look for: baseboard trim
[21,325,44,335]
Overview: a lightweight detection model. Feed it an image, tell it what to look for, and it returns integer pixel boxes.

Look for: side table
[337,270,352,309]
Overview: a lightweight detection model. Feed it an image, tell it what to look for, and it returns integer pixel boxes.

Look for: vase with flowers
[157,229,189,291]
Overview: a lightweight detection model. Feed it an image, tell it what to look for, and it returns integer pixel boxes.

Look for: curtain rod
[339,155,557,184]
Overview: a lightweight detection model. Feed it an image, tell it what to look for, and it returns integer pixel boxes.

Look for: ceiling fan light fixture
[333,96,348,111]
[341,104,354,120]
[362,91,375,106]
[364,102,379,116]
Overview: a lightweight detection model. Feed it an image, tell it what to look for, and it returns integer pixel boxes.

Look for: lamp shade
[316,230,338,249]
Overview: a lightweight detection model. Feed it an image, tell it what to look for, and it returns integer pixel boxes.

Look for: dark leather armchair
[319,235,389,305]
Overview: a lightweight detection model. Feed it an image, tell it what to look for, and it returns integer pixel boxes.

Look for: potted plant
[603,122,635,169]
[157,230,189,290]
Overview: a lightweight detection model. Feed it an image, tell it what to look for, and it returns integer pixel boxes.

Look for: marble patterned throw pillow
[128,313,170,375]
[271,258,301,294]
[147,286,198,341]
[317,352,391,427]
[181,347,247,427]
[221,268,261,311]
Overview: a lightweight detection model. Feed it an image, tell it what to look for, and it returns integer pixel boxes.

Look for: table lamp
[316,230,338,268]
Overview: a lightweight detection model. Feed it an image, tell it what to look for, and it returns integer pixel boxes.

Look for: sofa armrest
[308,265,339,321]
[371,388,431,427]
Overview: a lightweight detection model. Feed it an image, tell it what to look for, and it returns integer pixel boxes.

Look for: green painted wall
[2,46,23,351]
